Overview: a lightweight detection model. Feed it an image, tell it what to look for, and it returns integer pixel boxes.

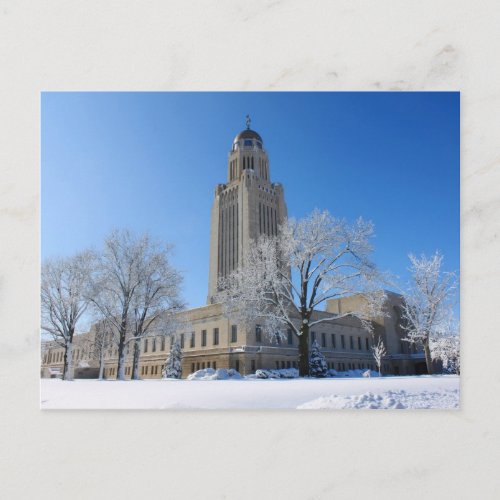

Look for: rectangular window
[275,332,281,344]
[276,361,280,369]
[191,363,195,373]
[161,336,165,351]
[311,331,316,345]
[202,330,207,347]
[190,332,195,348]
[145,366,148,375]
[358,337,362,350]
[251,359,256,372]
[286,361,291,368]
[202,362,205,369]
[331,334,336,349]
[366,338,370,351]
[213,361,216,370]
[180,333,185,349]
[152,338,156,352]
[281,361,285,369]
[207,361,211,368]
[341,335,345,349]
[321,332,326,348]
[255,325,262,343]
[196,362,200,371]
[350,336,354,350]
[213,328,219,345]
[144,339,148,353]
[231,325,237,343]
[287,329,293,345]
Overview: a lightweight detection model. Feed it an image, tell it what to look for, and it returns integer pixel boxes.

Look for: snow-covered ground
[41,375,459,410]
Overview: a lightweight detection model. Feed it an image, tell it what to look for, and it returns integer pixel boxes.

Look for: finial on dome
[245,114,251,130]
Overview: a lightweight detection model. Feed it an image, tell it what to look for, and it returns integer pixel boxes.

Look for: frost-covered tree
[401,252,458,375]
[430,321,460,374]
[309,340,328,377]
[129,244,184,380]
[371,335,386,376]
[90,229,183,381]
[162,339,182,379]
[41,251,95,381]
[216,209,386,376]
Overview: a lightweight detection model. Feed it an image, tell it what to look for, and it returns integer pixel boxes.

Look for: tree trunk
[131,339,141,380]
[116,317,127,380]
[423,337,434,375]
[98,348,105,380]
[63,340,74,381]
[298,323,310,377]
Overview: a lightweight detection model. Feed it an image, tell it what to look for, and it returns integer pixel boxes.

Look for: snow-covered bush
[187,368,242,381]
[255,368,299,379]
[309,340,328,378]
[162,341,182,379]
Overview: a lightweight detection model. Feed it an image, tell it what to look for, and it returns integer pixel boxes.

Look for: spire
[245,114,251,130]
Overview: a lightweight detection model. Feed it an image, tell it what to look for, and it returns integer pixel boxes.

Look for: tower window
[231,325,237,343]
[244,139,252,147]
[256,142,262,149]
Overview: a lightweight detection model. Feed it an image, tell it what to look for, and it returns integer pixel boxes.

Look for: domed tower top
[228,115,269,182]
[232,115,264,149]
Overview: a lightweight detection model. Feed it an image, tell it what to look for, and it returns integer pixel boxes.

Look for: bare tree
[216,209,386,376]
[129,244,183,380]
[90,230,143,380]
[401,252,458,375]
[91,229,184,381]
[90,317,117,380]
[371,335,386,376]
[41,251,94,380]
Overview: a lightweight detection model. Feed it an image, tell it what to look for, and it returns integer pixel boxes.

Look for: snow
[186,368,242,380]
[297,389,459,410]
[40,375,459,410]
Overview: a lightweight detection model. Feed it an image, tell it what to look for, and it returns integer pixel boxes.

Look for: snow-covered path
[41,375,459,410]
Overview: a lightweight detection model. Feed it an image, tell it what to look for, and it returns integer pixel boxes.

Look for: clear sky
[41,92,460,309]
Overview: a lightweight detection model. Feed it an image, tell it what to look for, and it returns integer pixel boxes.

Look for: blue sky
[41,92,460,309]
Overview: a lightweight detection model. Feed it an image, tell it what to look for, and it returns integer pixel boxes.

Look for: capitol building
[41,120,426,379]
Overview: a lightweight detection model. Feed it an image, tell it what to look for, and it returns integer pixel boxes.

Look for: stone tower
[207,117,288,303]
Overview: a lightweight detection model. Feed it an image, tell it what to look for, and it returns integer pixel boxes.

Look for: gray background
[1,1,499,498]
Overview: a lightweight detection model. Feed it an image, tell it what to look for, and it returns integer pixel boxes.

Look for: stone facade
[41,122,426,379]
[207,126,287,303]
